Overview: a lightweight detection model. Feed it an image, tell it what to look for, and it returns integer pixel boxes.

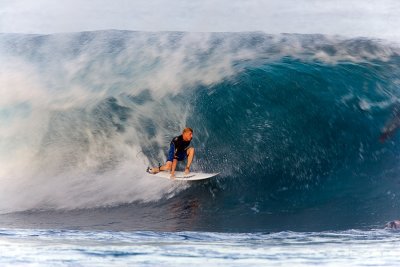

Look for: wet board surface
[151,171,219,181]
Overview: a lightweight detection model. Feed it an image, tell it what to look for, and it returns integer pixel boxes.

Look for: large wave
[1,31,400,229]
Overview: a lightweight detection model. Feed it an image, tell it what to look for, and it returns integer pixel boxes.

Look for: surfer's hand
[184,166,190,175]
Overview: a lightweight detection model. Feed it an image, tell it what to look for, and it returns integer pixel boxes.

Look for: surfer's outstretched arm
[170,159,178,179]
[185,147,195,174]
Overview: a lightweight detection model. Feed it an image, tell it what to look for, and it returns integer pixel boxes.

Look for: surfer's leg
[150,144,175,173]
[160,161,172,171]
[149,161,171,174]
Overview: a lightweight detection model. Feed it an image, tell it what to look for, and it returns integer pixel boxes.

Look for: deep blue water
[1,30,400,265]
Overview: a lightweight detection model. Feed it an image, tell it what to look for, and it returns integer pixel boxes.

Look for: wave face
[1,31,400,231]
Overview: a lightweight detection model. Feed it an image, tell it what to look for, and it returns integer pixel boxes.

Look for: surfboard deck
[149,170,219,181]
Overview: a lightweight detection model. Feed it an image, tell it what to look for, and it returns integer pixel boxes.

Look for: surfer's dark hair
[183,127,193,133]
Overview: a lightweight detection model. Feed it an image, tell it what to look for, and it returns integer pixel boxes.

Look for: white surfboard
[150,170,219,181]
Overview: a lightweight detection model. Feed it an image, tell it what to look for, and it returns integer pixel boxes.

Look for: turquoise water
[1,30,400,265]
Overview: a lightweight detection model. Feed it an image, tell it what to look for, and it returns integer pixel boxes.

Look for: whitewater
[1,30,400,265]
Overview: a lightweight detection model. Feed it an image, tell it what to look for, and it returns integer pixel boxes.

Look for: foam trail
[0,31,258,213]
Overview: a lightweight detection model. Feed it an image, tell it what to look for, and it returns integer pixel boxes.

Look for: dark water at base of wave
[0,195,395,233]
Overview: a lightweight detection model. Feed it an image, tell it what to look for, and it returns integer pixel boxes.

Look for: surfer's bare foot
[170,172,176,179]
[148,167,160,174]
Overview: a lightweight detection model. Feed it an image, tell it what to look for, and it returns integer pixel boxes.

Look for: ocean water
[1,30,400,265]
[1,228,400,266]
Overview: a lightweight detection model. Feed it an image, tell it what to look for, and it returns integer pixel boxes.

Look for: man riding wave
[147,127,195,179]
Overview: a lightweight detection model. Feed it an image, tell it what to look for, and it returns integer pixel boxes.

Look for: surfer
[147,127,195,179]
[379,104,400,143]
[385,220,400,229]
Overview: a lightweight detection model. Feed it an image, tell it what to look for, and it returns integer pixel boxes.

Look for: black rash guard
[171,135,191,154]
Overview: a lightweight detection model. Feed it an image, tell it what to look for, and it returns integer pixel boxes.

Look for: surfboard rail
[147,170,219,181]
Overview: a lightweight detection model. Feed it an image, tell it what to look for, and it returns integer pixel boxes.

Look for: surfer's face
[183,131,193,141]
